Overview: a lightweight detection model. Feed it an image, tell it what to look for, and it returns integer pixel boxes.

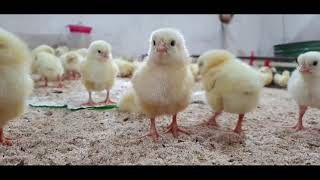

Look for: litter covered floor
[1,78,320,165]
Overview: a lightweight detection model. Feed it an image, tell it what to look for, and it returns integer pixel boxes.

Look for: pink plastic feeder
[67,24,92,49]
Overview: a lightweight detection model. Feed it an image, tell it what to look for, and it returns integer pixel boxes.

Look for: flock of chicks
[0,26,319,147]
[259,65,291,88]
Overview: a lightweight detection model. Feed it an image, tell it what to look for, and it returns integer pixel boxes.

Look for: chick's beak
[101,52,109,59]
[299,65,312,74]
[156,42,167,54]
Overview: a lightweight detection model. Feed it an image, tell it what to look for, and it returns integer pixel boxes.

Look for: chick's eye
[313,61,318,66]
[97,50,101,53]
[153,40,156,46]
[170,40,175,46]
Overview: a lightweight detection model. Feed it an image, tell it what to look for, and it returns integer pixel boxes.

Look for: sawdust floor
[1,78,320,165]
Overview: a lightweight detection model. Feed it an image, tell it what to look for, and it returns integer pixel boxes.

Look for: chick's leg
[234,114,245,134]
[292,105,307,131]
[0,128,12,146]
[56,75,64,88]
[39,77,48,87]
[74,71,81,80]
[202,111,222,127]
[99,90,116,104]
[140,118,159,141]
[82,91,97,106]
[165,114,190,138]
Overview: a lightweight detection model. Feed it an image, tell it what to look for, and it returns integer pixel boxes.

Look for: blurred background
[0,14,319,58]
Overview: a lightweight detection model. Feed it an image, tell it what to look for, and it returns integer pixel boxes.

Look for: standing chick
[34,52,64,88]
[60,51,83,80]
[55,46,69,57]
[288,51,320,131]
[132,28,194,140]
[80,40,118,106]
[31,45,55,74]
[0,28,34,145]
[198,49,263,134]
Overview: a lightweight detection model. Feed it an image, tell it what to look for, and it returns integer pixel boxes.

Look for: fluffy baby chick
[55,46,69,57]
[0,28,34,145]
[76,48,88,58]
[60,51,83,80]
[288,51,320,131]
[198,49,263,134]
[80,40,118,106]
[274,70,290,87]
[118,88,141,113]
[32,44,55,56]
[114,58,135,77]
[34,51,64,88]
[31,45,55,74]
[259,66,276,86]
[131,28,194,140]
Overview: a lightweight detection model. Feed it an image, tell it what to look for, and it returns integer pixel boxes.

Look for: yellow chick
[0,28,34,145]
[259,66,276,86]
[34,51,64,88]
[55,46,69,57]
[273,70,290,87]
[76,48,88,58]
[60,51,83,80]
[31,45,55,74]
[118,88,141,113]
[198,49,263,134]
[32,44,55,56]
[80,40,118,106]
[114,58,135,77]
[131,28,194,140]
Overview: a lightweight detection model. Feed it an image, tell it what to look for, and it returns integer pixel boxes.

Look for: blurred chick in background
[259,66,276,86]
[0,28,34,145]
[198,49,263,134]
[31,44,55,75]
[80,40,118,106]
[33,51,64,88]
[273,70,290,88]
[76,48,88,58]
[114,58,136,78]
[288,51,320,131]
[55,46,69,57]
[60,51,83,80]
[131,28,194,140]
[32,44,55,56]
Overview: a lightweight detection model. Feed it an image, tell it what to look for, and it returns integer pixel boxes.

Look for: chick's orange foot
[98,98,117,105]
[201,112,222,128]
[82,100,98,106]
[165,115,190,138]
[56,83,64,89]
[140,131,160,141]
[139,118,160,141]
[0,128,12,146]
[292,124,304,131]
